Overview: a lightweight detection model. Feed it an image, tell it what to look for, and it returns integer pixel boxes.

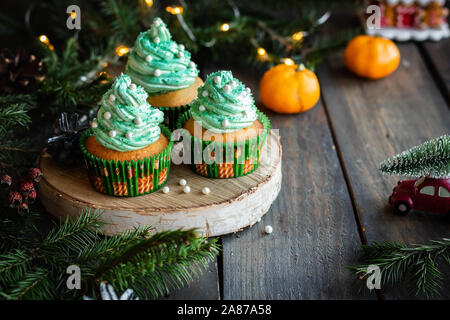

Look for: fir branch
[350,238,450,298]
[0,103,32,139]
[380,134,450,178]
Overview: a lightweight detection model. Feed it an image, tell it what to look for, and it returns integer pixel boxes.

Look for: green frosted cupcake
[80,74,173,197]
[125,17,203,129]
[177,70,270,179]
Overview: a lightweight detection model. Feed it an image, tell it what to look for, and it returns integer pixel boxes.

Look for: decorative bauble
[260,64,320,114]
[344,35,400,79]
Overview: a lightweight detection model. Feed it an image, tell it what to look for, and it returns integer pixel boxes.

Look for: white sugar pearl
[179,44,185,51]
[145,55,153,63]
[109,130,116,138]
[264,225,273,234]
[154,37,160,44]
[214,76,221,84]
[129,83,136,91]
[223,84,231,93]
[154,19,161,26]
[134,117,143,125]
[189,61,195,69]
[202,187,210,195]
[183,186,191,193]
[199,105,206,112]
[202,90,208,97]
[162,186,170,194]
[103,112,111,120]
[126,132,133,139]
[245,88,251,94]
[222,119,230,128]
[90,121,98,129]
[154,69,162,76]
[177,51,184,58]
[179,179,187,186]
[109,94,115,102]
[230,81,237,88]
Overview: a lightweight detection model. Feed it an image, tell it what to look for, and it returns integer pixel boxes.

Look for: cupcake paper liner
[176,110,270,179]
[80,125,173,197]
[155,104,191,131]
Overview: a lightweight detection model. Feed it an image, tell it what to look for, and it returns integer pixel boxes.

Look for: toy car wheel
[395,202,410,214]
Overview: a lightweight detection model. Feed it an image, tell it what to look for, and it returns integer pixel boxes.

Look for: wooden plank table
[161,38,450,300]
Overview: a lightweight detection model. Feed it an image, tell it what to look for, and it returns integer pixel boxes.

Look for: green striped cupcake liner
[155,104,191,131]
[80,125,174,197]
[176,110,270,179]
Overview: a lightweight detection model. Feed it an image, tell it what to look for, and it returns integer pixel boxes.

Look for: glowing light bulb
[166,6,183,15]
[292,31,303,41]
[257,48,266,56]
[39,35,49,44]
[283,58,295,66]
[115,46,130,56]
[145,0,153,6]
[220,23,230,32]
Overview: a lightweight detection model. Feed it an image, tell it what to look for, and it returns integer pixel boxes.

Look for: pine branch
[350,238,450,298]
[380,134,450,178]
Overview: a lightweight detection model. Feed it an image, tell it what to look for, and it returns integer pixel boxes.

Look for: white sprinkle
[202,90,208,97]
[246,88,251,94]
[222,119,230,128]
[154,37,160,44]
[126,132,133,139]
[109,130,116,138]
[162,186,170,194]
[179,179,187,186]
[214,76,221,84]
[223,84,231,93]
[183,186,191,193]
[179,44,185,51]
[90,121,98,129]
[154,69,162,76]
[134,117,143,125]
[129,83,136,91]
[202,187,210,195]
[103,112,111,120]
[264,225,273,234]
[189,61,195,69]
[199,105,206,112]
[145,55,153,63]
[109,94,115,102]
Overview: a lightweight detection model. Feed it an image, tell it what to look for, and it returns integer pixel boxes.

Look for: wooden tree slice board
[38,131,282,237]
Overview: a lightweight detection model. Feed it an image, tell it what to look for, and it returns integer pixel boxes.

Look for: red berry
[7,190,22,208]
[17,202,29,216]
[24,189,37,204]
[0,174,12,188]
[19,180,34,196]
[27,168,42,183]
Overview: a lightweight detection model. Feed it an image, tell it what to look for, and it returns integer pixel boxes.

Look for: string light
[115,45,130,56]
[283,58,295,66]
[220,23,230,32]
[291,31,303,41]
[39,34,54,50]
[166,6,183,15]
[257,48,266,56]
[144,0,153,6]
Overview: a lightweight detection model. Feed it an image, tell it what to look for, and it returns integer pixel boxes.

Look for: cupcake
[80,74,173,197]
[176,70,270,178]
[125,17,203,130]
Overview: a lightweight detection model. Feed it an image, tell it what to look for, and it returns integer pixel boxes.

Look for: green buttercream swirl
[125,17,199,95]
[190,71,258,133]
[92,74,164,152]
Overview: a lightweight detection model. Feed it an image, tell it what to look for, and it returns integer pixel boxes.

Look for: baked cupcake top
[125,17,199,96]
[90,74,164,152]
[190,70,257,133]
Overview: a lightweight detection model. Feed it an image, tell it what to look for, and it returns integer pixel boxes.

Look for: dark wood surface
[164,38,450,300]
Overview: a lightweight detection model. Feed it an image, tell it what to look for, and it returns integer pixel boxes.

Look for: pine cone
[19,180,35,196]
[7,190,22,208]
[26,168,42,183]
[46,112,92,167]
[17,202,29,216]
[0,173,12,188]
[0,48,43,94]
[24,189,37,204]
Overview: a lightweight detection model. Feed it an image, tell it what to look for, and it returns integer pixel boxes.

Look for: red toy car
[389,177,450,214]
